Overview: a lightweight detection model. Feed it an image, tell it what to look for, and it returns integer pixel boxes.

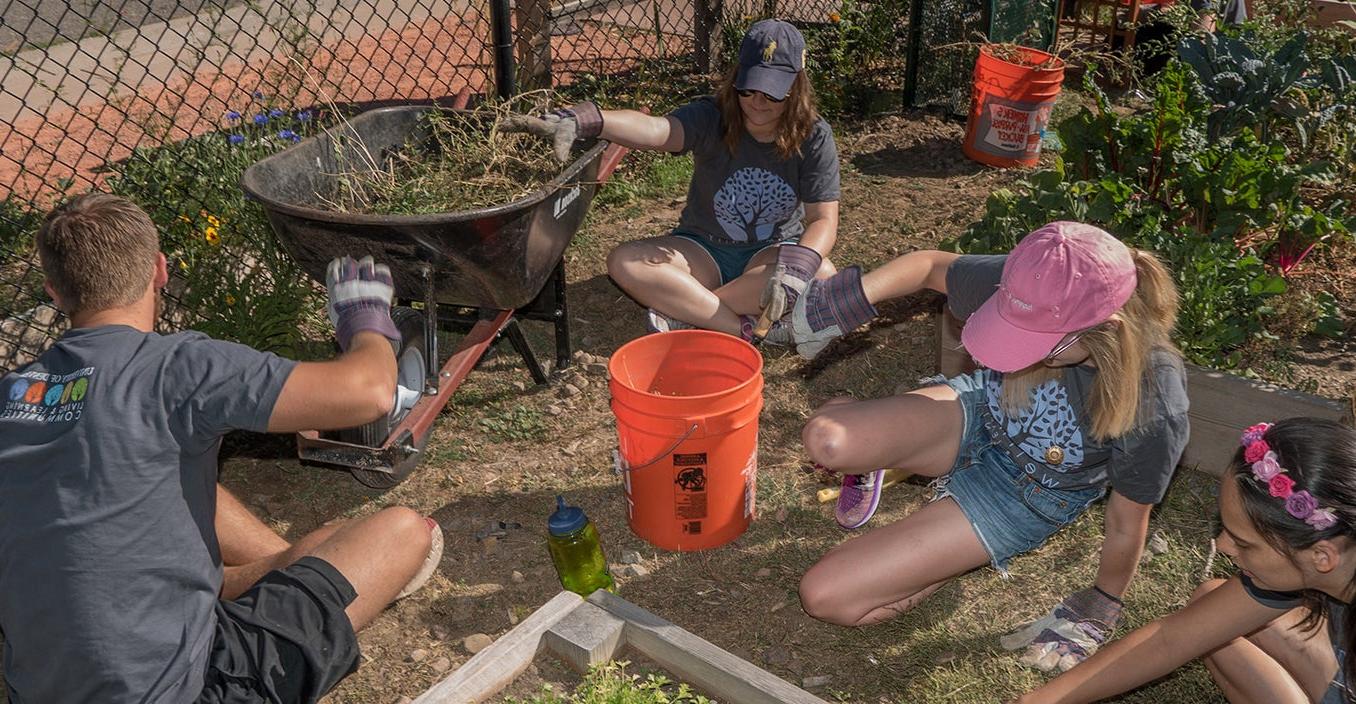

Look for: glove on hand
[1000,587,1123,673]
[326,255,400,351]
[498,101,603,163]
[758,244,822,326]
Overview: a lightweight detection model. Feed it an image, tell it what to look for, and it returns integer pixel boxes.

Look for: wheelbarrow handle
[596,142,629,184]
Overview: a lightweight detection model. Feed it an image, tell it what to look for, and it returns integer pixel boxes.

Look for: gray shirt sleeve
[669,97,722,157]
[1107,353,1191,504]
[165,335,296,446]
[798,120,840,203]
[944,254,1006,321]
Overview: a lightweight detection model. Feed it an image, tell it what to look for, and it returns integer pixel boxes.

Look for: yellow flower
[224,294,237,306]
[177,215,192,224]
[204,227,220,245]
[206,214,221,227]
[178,259,189,271]
[829,10,841,22]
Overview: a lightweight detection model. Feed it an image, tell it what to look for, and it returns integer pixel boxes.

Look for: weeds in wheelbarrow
[321,93,565,215]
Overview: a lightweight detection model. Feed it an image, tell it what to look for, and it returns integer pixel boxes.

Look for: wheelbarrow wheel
[336,302,425,453]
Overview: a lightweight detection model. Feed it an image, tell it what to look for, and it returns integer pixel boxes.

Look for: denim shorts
[671,232,796,285]
[927,371,1105,575]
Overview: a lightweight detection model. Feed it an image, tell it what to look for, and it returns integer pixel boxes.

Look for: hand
[1000,587,1123,673]
[498,101,603,163]
[325,255,400,351]
[758,244,823,323]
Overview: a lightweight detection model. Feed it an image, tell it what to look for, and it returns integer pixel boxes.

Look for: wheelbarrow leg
[551,258,571,373]
[504,318,549,384]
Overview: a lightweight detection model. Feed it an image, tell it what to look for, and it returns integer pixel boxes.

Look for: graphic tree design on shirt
[985,374,1085,475]
[713,167,797,242]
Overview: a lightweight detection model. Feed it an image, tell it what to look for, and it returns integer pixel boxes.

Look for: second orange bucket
[962,44,1066,168]
[608,330,764,551]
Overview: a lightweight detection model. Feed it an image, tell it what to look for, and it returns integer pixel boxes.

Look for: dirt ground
[206,111,1238,704]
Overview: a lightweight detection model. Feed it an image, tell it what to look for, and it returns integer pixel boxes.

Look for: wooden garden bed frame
[414,590,828,704]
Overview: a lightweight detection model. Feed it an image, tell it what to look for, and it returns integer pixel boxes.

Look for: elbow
[354,371,397,424]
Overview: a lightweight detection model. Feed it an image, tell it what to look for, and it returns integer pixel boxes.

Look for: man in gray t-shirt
[0,194,440,702]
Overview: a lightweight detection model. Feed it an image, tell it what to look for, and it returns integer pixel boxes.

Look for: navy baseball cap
[735,19,806,101]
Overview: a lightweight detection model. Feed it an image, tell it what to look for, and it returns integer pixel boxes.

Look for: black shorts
[197,556,361,704]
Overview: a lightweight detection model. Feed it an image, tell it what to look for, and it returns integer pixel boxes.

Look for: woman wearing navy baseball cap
[502,19,841,344]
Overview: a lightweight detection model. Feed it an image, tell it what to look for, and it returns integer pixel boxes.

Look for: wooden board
[413,590,583,704]
[542,601,627,673]
[588,590,829,704]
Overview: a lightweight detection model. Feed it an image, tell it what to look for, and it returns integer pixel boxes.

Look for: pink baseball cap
[962,221,1137,373]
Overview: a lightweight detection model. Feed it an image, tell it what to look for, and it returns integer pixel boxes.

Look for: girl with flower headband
[796,222,1189,673]
[1016,418,1356,704]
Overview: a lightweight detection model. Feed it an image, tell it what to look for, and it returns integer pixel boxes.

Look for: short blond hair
[37,193,159,314]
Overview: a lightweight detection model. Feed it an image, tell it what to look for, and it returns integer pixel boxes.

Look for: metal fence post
[902,0,925,106]
[491,0,517,99]
[693,0,724,73]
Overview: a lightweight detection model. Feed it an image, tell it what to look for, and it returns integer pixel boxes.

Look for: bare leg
[799,497,991,626]
[216,484,289,566]
[306,507,432,630]
[606,236,743,334]
[802,383,965,476]
[1192,579,1335,704]
[221,520,345,600]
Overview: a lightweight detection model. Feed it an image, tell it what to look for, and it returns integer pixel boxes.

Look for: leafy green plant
[505,662,712,704]
[478,404,547,442]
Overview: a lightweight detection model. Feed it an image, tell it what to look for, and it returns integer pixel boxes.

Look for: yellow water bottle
[547,495,615,596]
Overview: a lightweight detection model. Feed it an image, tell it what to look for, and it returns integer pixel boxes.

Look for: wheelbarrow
[241,103,626,488]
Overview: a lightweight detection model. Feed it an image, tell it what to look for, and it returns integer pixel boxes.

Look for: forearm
[1020,620,1181,703]
[859,250,957,304]
[798,214,837,257]
[598,110,677,151]
[1095,494,1153,598]
[267,332,396,432]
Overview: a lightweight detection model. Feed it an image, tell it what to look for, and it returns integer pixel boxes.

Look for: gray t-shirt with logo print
[668,96,840,245]
[945,254,1190,504]
[0,325,295,703]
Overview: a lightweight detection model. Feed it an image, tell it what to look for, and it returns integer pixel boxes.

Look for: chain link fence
[0,0,1052,373]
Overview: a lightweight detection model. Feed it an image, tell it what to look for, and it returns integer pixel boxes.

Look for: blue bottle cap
[548,495,587,536]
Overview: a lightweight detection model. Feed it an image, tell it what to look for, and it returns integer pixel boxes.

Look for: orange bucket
[962,45,1066,168]
[608,330,764,551]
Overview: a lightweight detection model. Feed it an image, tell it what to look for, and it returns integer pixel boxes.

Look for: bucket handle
[614,422,700,474]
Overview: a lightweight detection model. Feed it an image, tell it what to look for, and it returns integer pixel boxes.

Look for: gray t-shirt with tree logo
[0,325,294,703]
[946,255,1190,504]
[668,97,840,245]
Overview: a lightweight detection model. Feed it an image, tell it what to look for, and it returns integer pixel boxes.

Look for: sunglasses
[737,89,786,103]
[1045,331,1086,361]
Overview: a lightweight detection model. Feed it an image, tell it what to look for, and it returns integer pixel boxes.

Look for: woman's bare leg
[606,236,744,334]
[802,383,965,476]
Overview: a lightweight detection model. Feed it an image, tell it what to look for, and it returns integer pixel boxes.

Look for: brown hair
[1000,249,1181,441]
[37,193,160,314]
[715,67,820,160]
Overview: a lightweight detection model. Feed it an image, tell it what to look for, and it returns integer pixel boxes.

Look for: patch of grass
[479,404,548,442]
[593,152,693,213]
[503,661,711,704]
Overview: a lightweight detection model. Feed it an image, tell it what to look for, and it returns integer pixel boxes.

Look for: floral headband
[1241,423,1339,531]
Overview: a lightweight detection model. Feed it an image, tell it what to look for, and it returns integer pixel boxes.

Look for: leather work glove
[758,244,822,325]
[999,586,1124,673]
[498,101,604,163]
[325,255,400,351]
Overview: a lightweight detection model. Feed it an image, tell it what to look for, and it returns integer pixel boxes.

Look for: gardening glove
[325,255,400,352]
[498,101,604,163]
[999,587,1123,673]
[758,244,822,326]
[789,266,877,360]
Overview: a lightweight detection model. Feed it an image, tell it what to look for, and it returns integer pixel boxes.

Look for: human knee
[802,413,851,468]
[815,257,837,279]
[798,566,860,626]
[606,243,661,289]
[1189,578,1229,604]
[377,506,432,556]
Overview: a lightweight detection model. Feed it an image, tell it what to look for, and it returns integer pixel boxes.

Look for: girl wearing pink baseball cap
[501,20,841,344]
[795,222,1190,673]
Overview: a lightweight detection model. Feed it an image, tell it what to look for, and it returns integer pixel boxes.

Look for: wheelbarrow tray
[241,105,609,310]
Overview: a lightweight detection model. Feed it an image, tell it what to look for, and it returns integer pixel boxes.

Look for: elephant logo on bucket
[675,466,707,492]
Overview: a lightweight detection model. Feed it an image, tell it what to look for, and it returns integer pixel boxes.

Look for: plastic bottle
[546,495,615,596]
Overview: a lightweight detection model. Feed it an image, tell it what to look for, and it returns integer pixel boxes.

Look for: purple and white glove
[325,255,400,351]
[789,265,878,359]
[498,101,604,162]
[999,586,1124,673]
[759,244,822,326]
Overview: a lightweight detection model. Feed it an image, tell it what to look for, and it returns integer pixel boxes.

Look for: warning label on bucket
[972,95,1053,159]
[673,453,708,520]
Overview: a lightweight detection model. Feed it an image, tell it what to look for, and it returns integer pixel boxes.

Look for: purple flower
[278,129,300,143]
[253,113,268,126]
[252,90,264,99]
[1251,451,1283,481]
[227,134,245,145]
[297,110,313,122]
[268,108,285,118]
[225,110,241,121]
[1241,422,1271,446]
[1285,490,1318,520]
[1306,508,1339,530]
